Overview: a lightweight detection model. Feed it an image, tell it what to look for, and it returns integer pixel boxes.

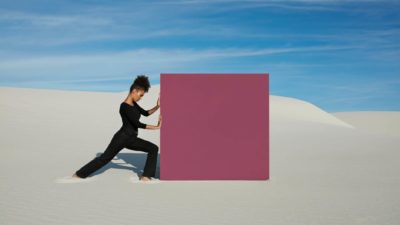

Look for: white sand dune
[1,86,399,225]
[270,95,354,128]
[333,111,400,137]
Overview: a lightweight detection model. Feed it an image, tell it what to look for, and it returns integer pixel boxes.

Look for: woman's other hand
[157,114,162,128]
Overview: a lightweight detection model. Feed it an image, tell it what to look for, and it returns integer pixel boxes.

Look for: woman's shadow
[90,152,160,179]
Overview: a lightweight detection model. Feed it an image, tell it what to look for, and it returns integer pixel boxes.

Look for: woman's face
[130,88,145,102]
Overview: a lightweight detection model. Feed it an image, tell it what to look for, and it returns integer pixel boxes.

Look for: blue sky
[0,0,399,112]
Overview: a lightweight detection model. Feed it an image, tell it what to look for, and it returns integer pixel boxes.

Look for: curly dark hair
[130,75,150,93]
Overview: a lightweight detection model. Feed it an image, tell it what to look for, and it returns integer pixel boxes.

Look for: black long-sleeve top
[119,101,149,136]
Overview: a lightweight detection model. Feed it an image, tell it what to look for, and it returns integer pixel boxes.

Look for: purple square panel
[160,73,269,180]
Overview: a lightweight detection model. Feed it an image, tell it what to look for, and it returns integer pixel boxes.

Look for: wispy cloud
[0,44,364,70]
[0,9,112,27]
[155,0,400,12]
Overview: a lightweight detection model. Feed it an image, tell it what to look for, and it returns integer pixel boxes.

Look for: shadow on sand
[88,152,161,179]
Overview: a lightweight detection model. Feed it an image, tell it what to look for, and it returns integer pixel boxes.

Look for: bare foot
[140,176,151,181]
[72,173,82,179]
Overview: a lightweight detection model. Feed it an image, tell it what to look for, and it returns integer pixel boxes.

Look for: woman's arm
[147,96,160,116]
[123,104,148,129]
[145,115,162,130]
[147,105,159,116]
[145,124,159,130]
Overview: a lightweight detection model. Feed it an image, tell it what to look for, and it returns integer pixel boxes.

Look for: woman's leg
[124,137,159,178]
[75,130,129,178]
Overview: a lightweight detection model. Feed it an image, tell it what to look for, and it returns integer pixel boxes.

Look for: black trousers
[75,129,159,178]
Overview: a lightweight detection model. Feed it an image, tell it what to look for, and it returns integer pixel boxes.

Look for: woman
[72,75,162,182]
